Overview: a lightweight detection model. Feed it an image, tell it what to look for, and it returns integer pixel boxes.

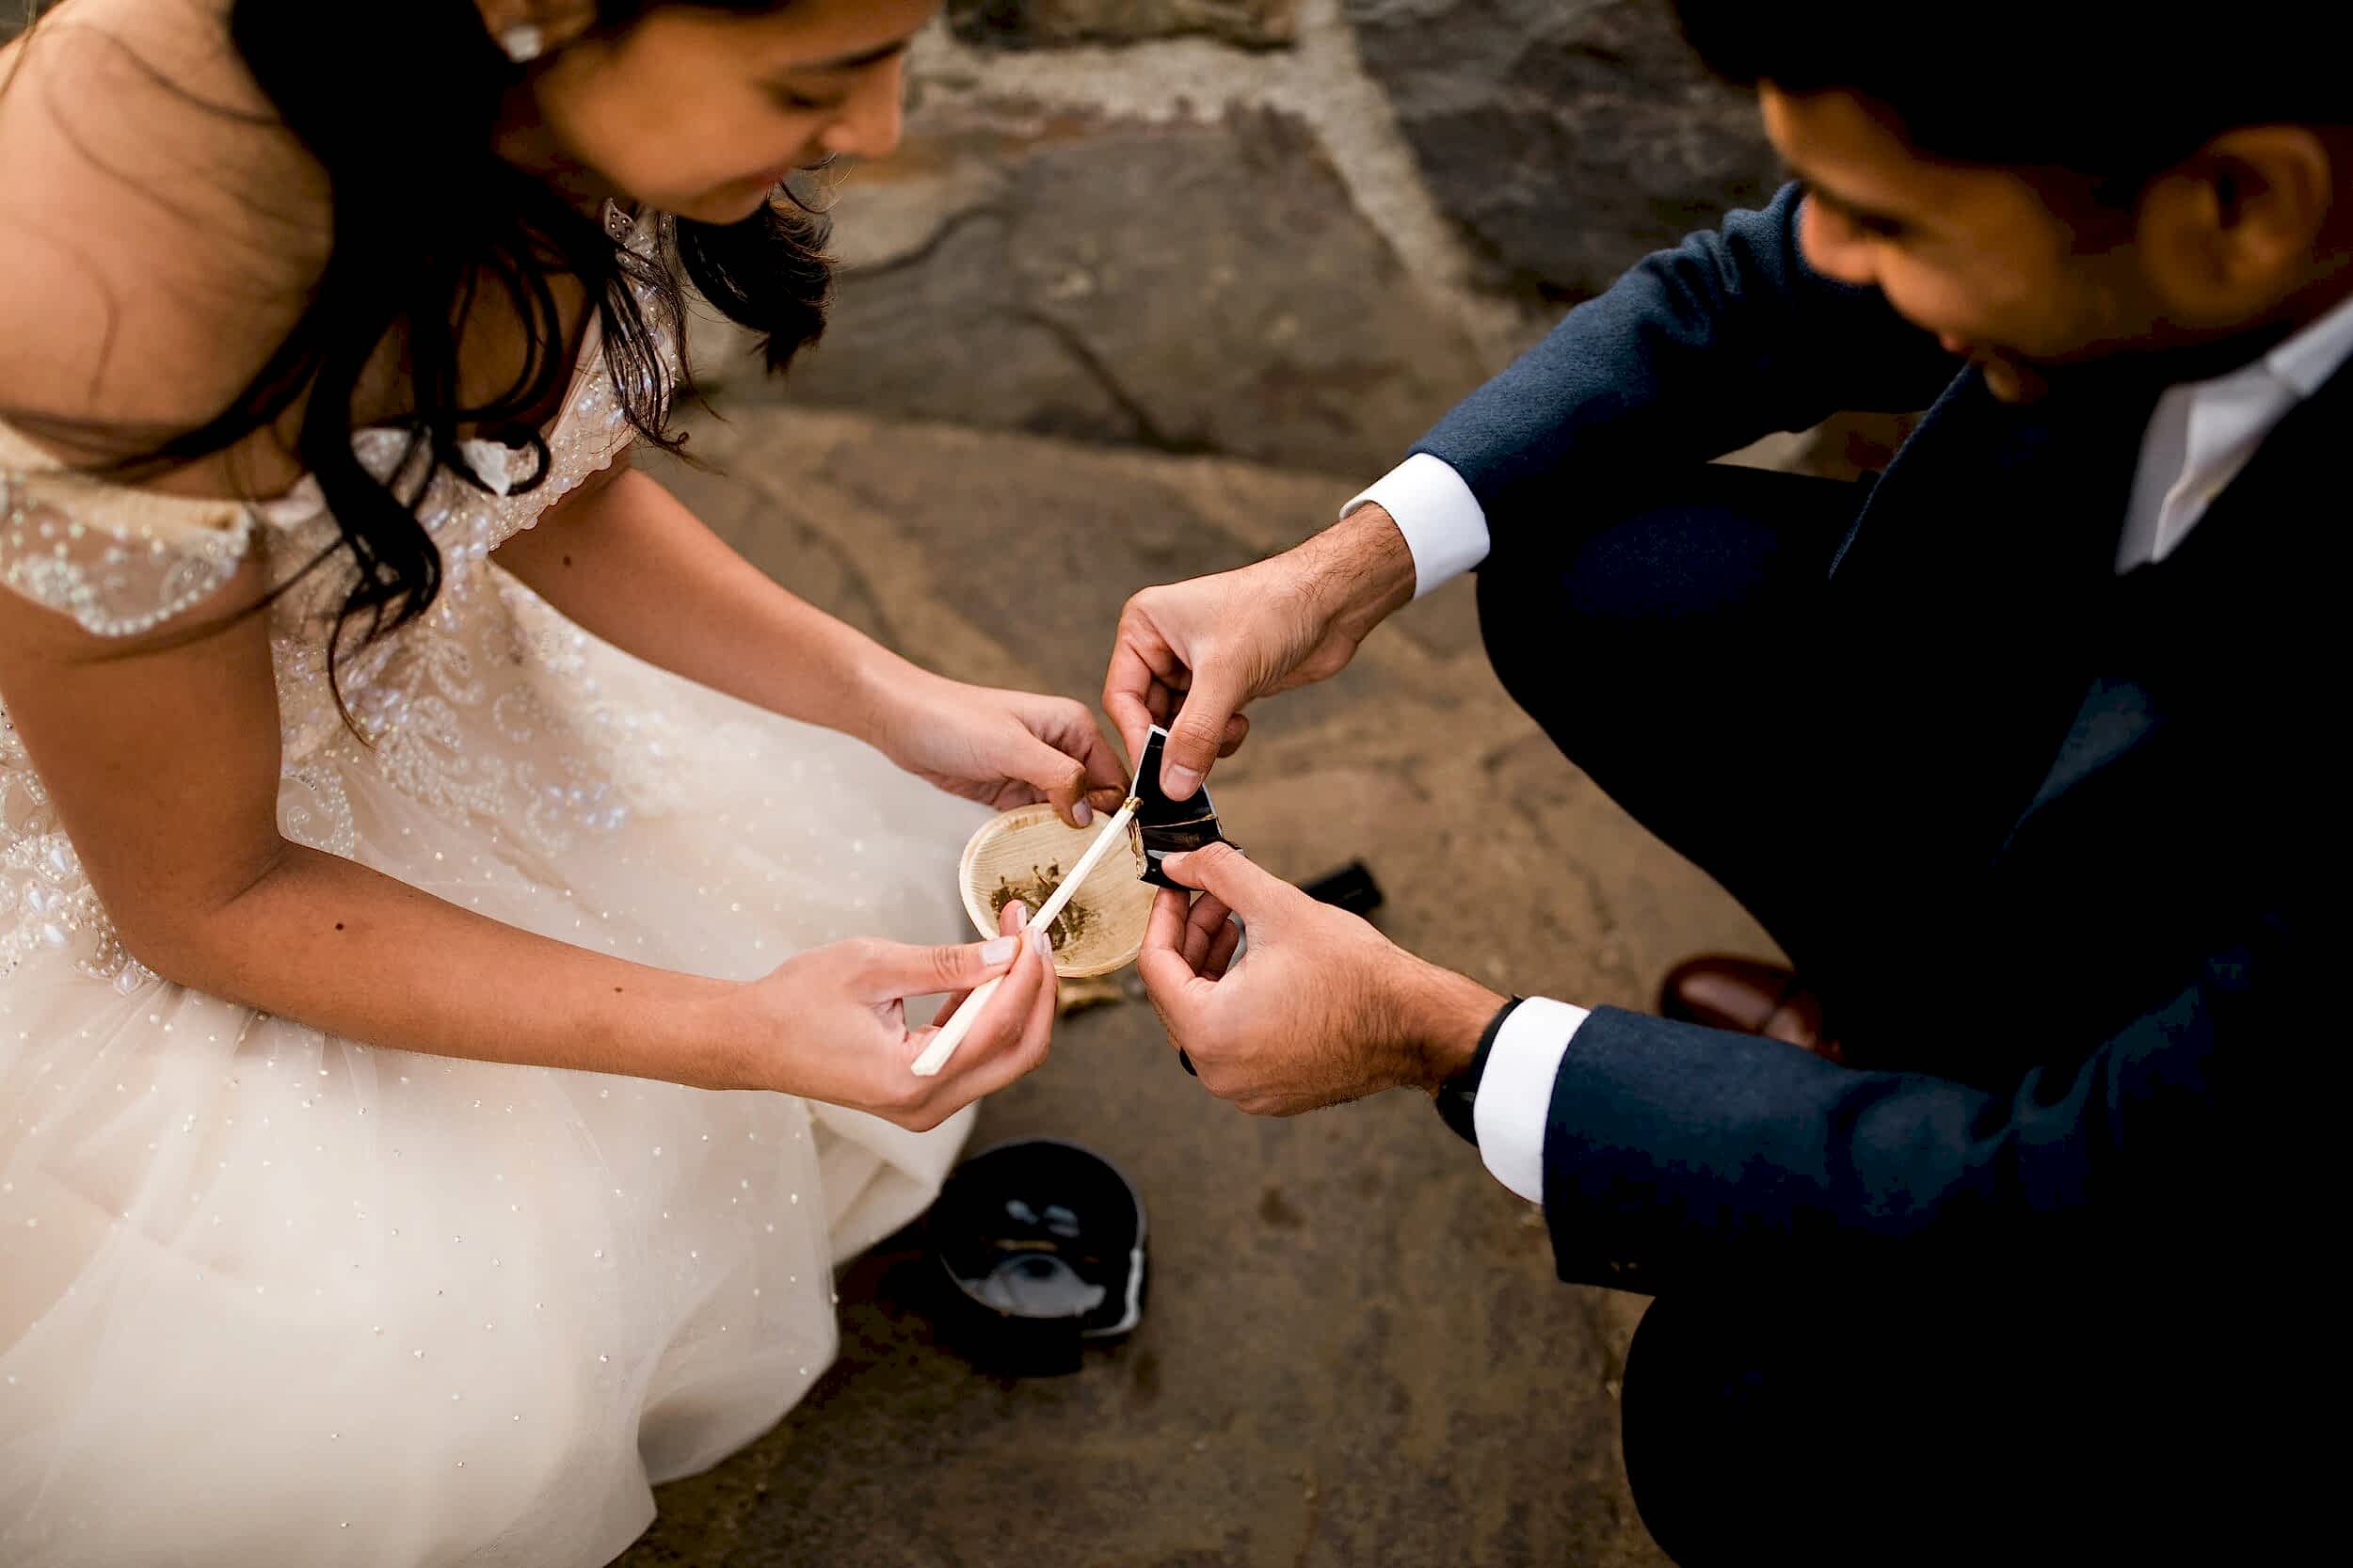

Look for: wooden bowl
[958,805,1154,978]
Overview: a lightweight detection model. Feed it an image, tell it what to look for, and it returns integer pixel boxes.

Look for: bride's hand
[733,902,1058,1130]
[869,667,1131,828]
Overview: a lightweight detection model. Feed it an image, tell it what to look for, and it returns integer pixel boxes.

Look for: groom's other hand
[1136,841,1504,1116]
[1103,504,1418,800]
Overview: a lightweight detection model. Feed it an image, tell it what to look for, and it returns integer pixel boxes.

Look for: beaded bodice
[0,212,684,989]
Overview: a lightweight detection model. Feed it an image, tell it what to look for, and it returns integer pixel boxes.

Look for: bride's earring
[499,23,548,63]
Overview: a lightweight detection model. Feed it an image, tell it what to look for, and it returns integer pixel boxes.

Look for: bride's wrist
[577,973,773,1093]
[840,647,938,753]
[654,981,754,1092]
[700,980,794,1095]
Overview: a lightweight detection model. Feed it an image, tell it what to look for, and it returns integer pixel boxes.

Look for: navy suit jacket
[1417,184,2310,1301]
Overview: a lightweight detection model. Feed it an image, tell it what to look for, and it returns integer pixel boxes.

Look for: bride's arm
[496,452,913,740]
[495,454,1130,824]
[0,560,1055,1126]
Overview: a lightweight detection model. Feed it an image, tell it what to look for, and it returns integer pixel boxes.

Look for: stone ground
[609,408,1780,1568]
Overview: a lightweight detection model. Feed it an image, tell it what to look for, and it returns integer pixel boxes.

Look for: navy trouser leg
[1474,464,1866,974]
[1617,1289,2217,1567]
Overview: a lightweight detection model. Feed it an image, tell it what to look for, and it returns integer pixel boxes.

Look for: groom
[1105,4,2327,1561]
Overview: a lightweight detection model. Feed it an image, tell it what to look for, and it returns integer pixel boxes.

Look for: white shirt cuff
[1342,453,1490,598]
[1471,997,1590,1205]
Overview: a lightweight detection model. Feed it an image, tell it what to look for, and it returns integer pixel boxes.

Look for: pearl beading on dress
[0,484,256,638]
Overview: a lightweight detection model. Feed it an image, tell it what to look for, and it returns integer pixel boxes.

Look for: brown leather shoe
[1657,955,1844,1063]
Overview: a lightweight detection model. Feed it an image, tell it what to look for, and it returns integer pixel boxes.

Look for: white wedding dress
[0,216,983,1567]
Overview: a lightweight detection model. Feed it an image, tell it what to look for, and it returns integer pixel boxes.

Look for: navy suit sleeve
[1539,940,2241,1294]
[1416,182,1958,543]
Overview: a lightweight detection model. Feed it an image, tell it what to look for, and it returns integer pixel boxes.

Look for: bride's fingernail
[982,936,1019,964]
[1073,800,1094,827]
[1032,929,1054,959]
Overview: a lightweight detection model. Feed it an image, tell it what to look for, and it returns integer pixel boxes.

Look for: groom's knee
[1469,478,1709,737]
[1471,552,1560,701]
[1474,464,1860,714]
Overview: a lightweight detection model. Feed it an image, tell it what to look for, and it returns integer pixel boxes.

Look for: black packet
[1132,725,1233,889]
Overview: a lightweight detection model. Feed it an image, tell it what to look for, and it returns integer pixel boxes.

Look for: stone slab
[717,104,1492,480]
[1346,0,1783,299]
[947,0,1303,51]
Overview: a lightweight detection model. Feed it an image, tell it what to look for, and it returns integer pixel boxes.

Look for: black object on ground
[923,1139,1148,1377]
[1302,860,1385,919]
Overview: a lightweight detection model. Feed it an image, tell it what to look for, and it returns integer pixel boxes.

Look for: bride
[0,2,1133,1562]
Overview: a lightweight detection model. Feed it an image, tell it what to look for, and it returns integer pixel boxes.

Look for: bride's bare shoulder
[0,2,328,458]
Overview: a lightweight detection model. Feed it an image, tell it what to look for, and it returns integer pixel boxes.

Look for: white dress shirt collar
[2121,287,2353,570]
[2266,287,2353,399]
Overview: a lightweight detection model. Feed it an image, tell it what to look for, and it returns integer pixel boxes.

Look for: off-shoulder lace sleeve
[0,421,259,637]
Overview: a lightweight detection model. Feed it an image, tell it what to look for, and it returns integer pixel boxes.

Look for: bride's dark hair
[6,0,828,678]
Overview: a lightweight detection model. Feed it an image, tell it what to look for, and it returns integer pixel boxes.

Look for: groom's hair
[1670,1,2352,195]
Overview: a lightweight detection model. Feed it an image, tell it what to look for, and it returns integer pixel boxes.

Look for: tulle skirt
[0,585,986,1567]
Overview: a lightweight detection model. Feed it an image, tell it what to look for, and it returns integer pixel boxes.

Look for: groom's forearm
[494,457,912,743]
[1299,503,1418,642]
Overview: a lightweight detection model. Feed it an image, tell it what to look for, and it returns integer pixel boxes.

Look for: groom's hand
[1102,504,1417,799]
[1136,842,1503,1117]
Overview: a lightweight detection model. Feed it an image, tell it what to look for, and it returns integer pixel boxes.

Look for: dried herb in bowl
[990,863,1096,952]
